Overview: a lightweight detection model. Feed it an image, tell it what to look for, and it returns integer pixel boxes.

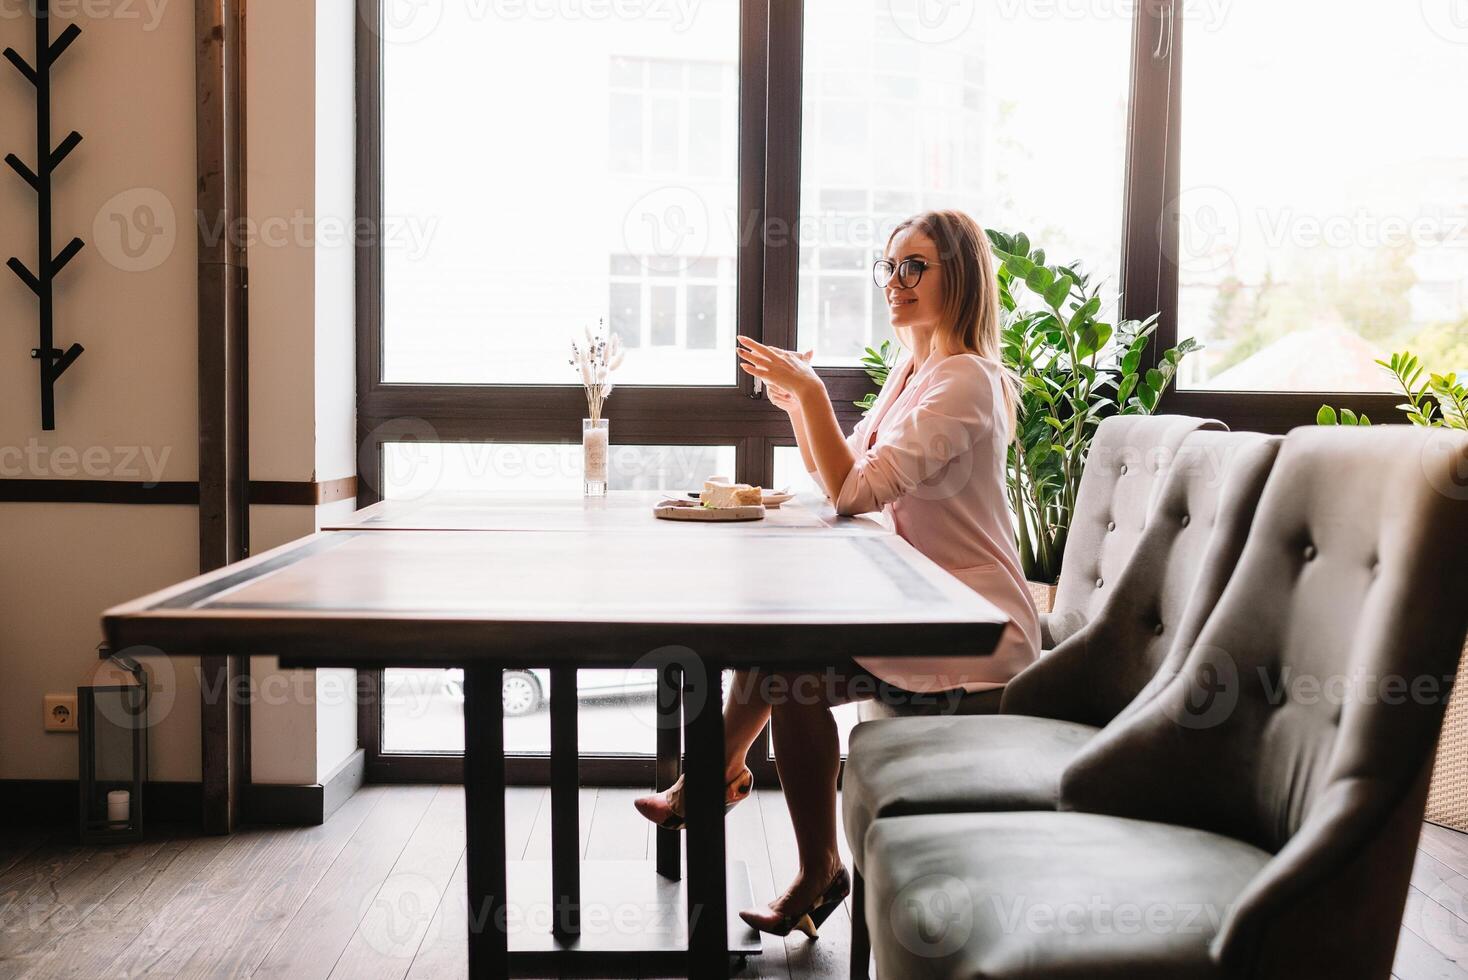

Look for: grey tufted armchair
[842,429,1281,976]
[862,426,1468,979]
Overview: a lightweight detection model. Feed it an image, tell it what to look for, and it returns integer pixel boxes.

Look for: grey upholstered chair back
[1002,430,1281,728]
[1044,414,1227,647]
[858,414,1230,722]
[1061,426,1468,978]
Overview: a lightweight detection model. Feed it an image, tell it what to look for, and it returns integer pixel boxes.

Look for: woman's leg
[769,675,845,884]
[749,667,875,918]
[636,669,773,827]
[722,669,772,781]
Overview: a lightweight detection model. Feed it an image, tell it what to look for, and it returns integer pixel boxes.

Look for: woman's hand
[766,350,814,416]
[738,338,824,406]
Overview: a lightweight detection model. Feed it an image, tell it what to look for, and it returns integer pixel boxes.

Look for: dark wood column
[195,0,250,835]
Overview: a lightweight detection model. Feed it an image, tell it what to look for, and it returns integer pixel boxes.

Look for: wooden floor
[1,784,1466,979]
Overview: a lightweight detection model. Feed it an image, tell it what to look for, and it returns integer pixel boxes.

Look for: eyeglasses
[873,257,938,289]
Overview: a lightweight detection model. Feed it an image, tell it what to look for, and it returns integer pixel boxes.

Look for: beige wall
[0,1,358,787]
[0,2,200,782]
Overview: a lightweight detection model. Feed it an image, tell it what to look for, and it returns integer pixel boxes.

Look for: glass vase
[583,418,609,497]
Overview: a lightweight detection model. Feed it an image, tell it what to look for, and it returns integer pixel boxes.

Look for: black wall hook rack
[5,0,85,431]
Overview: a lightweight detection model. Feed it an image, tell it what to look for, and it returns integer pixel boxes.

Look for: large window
[797,0,1132,364]
[1174,2,1468,393]
[363,0,1423,781]
[380,3,740,386]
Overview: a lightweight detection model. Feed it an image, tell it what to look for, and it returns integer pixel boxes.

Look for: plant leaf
[1043,274,1073,310]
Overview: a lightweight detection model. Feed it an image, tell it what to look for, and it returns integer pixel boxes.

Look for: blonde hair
[886,209,1018,437]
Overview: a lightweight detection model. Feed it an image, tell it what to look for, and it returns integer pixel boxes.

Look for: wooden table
[102,492,1007,978]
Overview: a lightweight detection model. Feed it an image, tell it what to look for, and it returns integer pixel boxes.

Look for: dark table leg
[549,666,580,938]
[850,869,871,979]
[463,666,509,980]
[655,663,681,881]
[683,659,730,979]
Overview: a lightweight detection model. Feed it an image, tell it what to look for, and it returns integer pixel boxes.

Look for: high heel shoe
[632,767,752,831]
[739,865,851,939]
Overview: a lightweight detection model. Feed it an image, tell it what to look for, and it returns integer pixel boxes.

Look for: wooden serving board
[653,499,765,522]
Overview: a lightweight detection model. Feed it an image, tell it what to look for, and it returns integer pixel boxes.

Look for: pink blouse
[809,352,1040,693]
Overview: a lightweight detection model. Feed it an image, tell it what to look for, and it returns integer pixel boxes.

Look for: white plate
[761,490,795,508]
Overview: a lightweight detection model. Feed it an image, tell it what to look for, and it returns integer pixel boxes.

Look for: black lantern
[78,648,148,844]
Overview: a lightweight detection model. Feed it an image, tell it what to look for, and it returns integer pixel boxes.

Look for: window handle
[1152,0,1174,61]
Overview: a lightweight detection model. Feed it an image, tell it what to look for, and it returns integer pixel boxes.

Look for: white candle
[107,789,130,827]
[583,426,609,487]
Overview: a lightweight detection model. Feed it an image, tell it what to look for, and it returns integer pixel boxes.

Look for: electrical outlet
[44,694,77,733]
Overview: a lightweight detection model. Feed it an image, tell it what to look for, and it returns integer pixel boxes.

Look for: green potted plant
[989,231,1200,608]
[1317,350,1468,429]
[1318,350,1468,832]
[853,231,1202,611]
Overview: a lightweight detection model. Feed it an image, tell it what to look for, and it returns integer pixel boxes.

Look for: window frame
[356,0,1405,784]
[1136,0,1408,431]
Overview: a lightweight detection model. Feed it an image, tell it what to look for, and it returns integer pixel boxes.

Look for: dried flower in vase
[569,319,624,423]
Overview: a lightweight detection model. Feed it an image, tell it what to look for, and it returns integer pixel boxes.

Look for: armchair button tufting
[1154,623,1165,636]
[1120,464,1129,475]
[1304,544,1318,561]
[1095,577,1105,589]
[1181,514,1191,527]
[1107,521,1117,532]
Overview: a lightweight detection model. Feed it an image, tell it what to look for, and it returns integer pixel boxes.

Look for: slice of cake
[700,477,763,508]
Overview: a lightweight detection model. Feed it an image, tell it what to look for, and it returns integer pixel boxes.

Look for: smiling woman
[681,209,1041,941]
